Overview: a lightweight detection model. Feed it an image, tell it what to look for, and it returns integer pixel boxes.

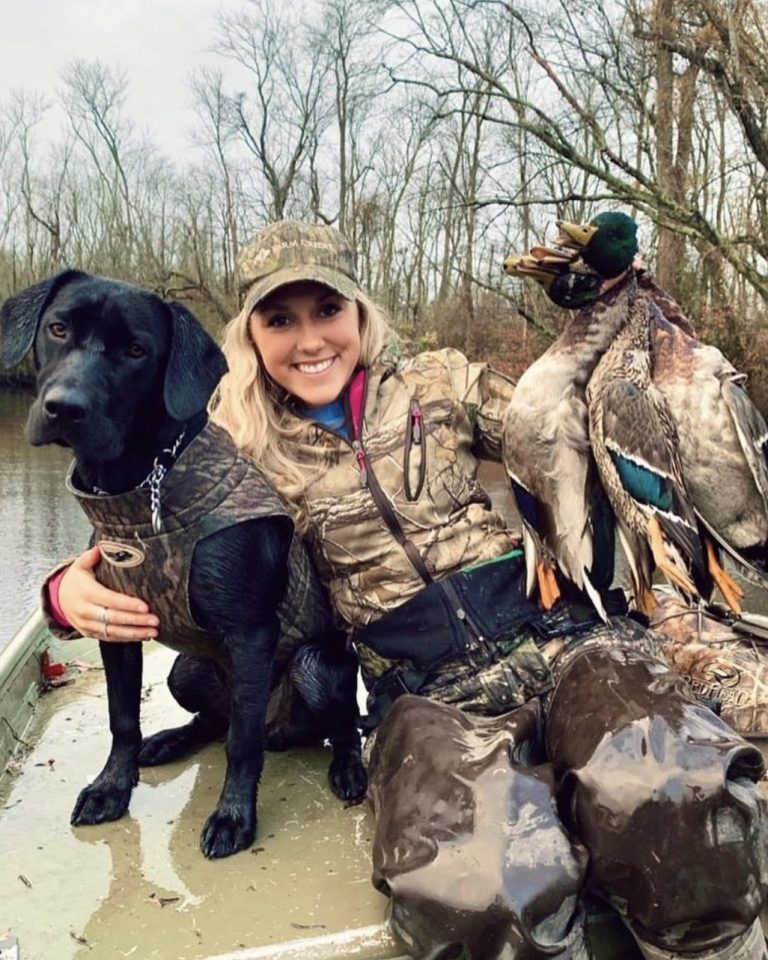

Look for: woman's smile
[294,356,337,375]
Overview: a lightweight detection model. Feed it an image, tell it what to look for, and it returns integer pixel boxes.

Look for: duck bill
[503,253,556,289]
[503,243,578,284]
[555,220,599,249]
[528,243,581,265]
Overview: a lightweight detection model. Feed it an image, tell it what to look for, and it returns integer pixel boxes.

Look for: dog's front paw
[200,805,256,859]
[71,775,136,826]
[329,753,367,804]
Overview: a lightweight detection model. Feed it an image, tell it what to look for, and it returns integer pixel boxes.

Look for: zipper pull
[353,441,368,488]
[412,405,422,444]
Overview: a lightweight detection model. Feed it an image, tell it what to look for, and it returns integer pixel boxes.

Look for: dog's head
[0,270,228,461]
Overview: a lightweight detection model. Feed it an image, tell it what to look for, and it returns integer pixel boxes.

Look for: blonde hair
[210,290,394,529]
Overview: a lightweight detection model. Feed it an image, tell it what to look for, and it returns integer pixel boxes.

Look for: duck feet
[536,559,561,610]
[647,515,697,597]
[705,539,743,614]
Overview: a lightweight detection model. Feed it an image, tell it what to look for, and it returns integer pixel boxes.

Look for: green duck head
[556,211,638,279]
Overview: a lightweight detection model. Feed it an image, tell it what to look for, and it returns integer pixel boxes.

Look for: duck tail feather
[656,511,709,589]
[616,523,650,598]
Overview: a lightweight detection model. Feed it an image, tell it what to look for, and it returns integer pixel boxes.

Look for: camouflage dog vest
[67,421,335,666]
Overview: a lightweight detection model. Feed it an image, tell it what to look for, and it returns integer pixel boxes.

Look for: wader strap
[345,367,435,587]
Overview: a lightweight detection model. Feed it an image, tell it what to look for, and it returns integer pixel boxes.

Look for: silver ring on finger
[101,605,110,639]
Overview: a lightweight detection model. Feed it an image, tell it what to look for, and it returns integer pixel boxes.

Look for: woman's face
[249,280,362,408]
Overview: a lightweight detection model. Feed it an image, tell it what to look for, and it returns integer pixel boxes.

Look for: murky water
[0,390,90,650]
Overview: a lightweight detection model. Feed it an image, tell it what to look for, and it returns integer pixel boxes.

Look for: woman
[51,220,768,960]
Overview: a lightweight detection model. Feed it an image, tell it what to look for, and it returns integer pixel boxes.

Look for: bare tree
[191,67,241,292]
[60,60,137,268]
[215,0,332,222]
[382,0,768,301]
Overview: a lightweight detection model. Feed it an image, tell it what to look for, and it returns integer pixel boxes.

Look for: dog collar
[69,422,283,540]
[89,428,186,534]
[137,429,187,533]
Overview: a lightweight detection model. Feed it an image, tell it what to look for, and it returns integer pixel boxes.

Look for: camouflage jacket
[282,348,523,686]
[65,421,336,672]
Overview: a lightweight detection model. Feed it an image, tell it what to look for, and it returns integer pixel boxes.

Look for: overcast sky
[0,0,241,157]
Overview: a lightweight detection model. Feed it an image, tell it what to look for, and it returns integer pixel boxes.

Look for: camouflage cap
[238,220,361,314]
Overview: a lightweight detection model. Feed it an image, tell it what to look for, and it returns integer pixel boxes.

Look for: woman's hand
[58,546,159,642]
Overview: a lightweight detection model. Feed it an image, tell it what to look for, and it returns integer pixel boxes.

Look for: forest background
[1,0,767,406]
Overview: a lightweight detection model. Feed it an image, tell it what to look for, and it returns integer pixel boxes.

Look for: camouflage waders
[648,592,768,738]
[367,616,768,960]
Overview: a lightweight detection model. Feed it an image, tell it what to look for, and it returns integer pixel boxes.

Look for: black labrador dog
[0,270,366,858]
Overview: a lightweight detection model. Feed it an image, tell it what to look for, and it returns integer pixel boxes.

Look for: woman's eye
[319,302,340,318]
[267,314,292,329]
[126,342,147,358]
[48,321,68,339]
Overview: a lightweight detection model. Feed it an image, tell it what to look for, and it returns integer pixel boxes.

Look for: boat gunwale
[0,608,49,774]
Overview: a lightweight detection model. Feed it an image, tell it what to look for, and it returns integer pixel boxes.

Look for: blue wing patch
[609,449,673,510]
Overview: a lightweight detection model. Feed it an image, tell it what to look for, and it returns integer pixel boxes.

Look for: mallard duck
[586,274,712,613]
[649,301,768,599]
[504,246,603,309]
[511,210,759,611]
[501,268,636,618]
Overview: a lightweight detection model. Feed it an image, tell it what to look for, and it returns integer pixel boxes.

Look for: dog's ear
[0,269,90,369]
[163,301,228,421]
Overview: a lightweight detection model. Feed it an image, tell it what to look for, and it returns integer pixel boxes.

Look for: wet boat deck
[3,634,768,960]
[0,644,397,960]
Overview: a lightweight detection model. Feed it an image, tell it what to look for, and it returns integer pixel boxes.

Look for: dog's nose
[43,386,89,424]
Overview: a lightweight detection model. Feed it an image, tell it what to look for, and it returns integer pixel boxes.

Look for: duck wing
[705,376,768,589]
[650,305,768,586]
[502,274,640,617]
[589,364,710,605]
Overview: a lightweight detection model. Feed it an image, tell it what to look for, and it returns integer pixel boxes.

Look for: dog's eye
[126,343,147,358]
[48,321,68,339]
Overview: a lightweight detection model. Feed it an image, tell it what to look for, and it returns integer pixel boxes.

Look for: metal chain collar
[138,429,187,534]
[91,428,186,535]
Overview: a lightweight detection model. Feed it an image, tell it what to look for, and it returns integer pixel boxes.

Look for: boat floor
[0,644,396,960]
[3,641,768,960]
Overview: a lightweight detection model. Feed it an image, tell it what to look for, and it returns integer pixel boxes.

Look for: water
[0,390,90,650]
